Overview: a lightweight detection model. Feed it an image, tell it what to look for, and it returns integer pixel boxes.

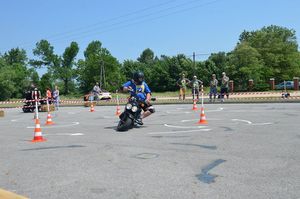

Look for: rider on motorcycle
[122,71,155,124]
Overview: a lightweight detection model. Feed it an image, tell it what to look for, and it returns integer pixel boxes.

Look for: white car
[97,91,112,100]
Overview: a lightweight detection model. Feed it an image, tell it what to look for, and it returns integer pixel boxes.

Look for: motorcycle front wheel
[117,116,133,131]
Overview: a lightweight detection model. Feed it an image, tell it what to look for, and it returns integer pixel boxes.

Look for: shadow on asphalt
[21,145,86,151]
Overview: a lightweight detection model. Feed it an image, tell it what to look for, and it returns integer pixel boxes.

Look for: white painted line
[71,133,84,136]
[206,107,224,112]
[181,119,199,123]
[164,124,207,129]
[166,111,191,114]
[181,118,221,123]
[11,119,17,122]
[252,122,273,126]
[231,119,273,126]
[27,122,80,129]
[44,133,84,136]
[148,129,211,135]
[231,119,252,124]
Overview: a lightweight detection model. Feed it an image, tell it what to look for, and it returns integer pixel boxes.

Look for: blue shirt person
[122,80,151,101]
[122,71,155,121]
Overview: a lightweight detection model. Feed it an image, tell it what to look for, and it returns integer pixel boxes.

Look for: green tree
[31,40,79,94]
[137,48,155,64]
[3,48,27,65]
[0,48,33,100]
[208,52,227,75]
[227,43,264,90]
[57,42,79,94]
[77,41,123,93]
[239,25,300,81]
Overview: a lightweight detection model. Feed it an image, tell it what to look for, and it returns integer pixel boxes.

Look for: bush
[253,83,269,91]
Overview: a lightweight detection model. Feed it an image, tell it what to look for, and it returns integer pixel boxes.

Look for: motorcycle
[117,92,155,132]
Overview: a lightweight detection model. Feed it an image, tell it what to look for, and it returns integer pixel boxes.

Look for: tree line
[0,25,300,100]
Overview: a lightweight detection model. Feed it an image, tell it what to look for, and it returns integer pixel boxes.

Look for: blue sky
[1,0,299,64]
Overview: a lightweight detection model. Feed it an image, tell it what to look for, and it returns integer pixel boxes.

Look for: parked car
[97,91,112,100]
[275,81,300,90]
[83,90,112,101]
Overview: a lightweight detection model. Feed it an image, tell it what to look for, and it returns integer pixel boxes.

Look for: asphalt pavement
[0,103,299,199]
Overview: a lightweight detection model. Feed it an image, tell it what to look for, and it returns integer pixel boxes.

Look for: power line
[17,0,181,47]
[18,0,223,47]
[51,0,179,39]
[48,0,222,44]
[48,0,207,41]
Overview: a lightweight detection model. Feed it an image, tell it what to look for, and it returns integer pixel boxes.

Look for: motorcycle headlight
[131,106,138,112]
[126,104,132,110]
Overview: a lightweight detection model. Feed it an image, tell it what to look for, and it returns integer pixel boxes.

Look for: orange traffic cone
[197,106,208,124]
[192,99,198,110]
[45,112,54,125]
[90,103,95,112]
[115,105,121,116]
[31,119,46,142]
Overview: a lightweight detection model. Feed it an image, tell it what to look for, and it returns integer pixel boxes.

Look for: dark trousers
[220,88,229,99]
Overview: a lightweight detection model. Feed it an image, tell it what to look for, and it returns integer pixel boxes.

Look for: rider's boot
[135,117,143,125]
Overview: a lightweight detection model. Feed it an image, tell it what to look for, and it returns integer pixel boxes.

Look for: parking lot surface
[0,103,299,199]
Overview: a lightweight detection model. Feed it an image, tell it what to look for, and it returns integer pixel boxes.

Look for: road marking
[181,118,221,123]
[11,119,17,122]
[181,119,198,123]
[44,133,84,136]
[164,124,206,129]
[166,111,191,114]
[70,133,84,136]
[232,119,273,125]
[134,153,159,159]
[232,119,252,124]
[206,107,224,112]
[148,129,211,135]
[252,122,273,126]
[27,122,80,129]
[171,143,217,150]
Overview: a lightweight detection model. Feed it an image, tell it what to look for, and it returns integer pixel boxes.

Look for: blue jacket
[122,80,151,101]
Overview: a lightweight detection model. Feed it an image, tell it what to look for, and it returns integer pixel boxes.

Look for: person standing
[53,85,60,110]
[31,84,41,102]
[176,73,190,100]
[220,72,229,102]
[209,74,218,102]
[46,87,52,104]
[190,76,203,100]
[93,82,102,101]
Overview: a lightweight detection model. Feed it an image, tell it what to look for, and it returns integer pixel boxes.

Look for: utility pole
[193,52,196,76]
[100,60,102,89]
[103,61,106,89]
[99,60,106,90]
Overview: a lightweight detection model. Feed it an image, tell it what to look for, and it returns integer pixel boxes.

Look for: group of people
[176,72,230,102]
[29,84,60,110]
[176,74,203,101]
[46,86,60,110]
